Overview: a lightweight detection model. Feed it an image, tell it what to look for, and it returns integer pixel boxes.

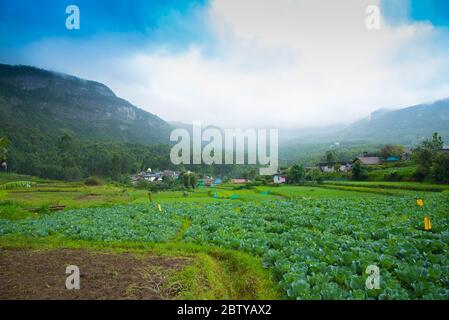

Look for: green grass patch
[323,181,449,192]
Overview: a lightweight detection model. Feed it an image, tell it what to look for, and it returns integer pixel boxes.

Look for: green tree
[325,150,337,164]
[414,133,443,166]
[287,164,305,184]
[243,168,257,181]
[111,153,121,181]
[189,173,198,189]
[0,137,9,161]
[413,132,444,181]
[57,133,80,181]
[181,172,191,189]
[351,160,368,181]
[433,153,449,183]
[380,145,404,159]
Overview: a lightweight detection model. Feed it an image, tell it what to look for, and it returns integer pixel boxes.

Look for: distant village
[130,147,449,186]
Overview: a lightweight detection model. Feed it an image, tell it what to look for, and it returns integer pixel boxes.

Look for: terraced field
[1,185,448,300]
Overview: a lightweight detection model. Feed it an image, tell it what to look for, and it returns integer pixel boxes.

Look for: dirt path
[0,248,191,300]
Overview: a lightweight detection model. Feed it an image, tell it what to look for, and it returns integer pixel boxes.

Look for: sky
[1,0,449,128]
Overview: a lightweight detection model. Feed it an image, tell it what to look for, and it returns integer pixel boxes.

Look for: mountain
[280,99,449,164]
[333,99,449,144]
[0,64,172,145]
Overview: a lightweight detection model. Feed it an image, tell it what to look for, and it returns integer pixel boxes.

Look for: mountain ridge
[0,63,172,145]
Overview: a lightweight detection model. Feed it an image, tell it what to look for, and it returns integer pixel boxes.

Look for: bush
[84,176,103,186]
[351,160,368,181]
[433,153,449,183]
[386,171,401,182]
[413,166,429,182]
[134,179,152,190]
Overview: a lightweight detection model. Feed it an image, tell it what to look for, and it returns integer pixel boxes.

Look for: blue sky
[1,0,449,128]
[0,0,212,50]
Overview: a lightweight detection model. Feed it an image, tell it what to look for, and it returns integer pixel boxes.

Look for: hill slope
[0,64,172,145]
[280,99,449,164]
[335,99,449,144]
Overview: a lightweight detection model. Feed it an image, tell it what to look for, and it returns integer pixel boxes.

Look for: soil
[0,248,191,300]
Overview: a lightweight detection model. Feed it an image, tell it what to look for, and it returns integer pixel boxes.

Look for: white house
[273,173,287,184]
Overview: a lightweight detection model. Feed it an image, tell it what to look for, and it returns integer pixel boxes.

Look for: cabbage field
[1,194,448,299]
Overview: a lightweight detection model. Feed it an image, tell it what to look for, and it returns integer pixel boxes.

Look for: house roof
[386,156,400,161]
[318,162,351,166]
[355,157,383,165]
[232,179,247,183]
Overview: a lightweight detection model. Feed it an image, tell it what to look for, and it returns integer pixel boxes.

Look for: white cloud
[102,0,449,128]
[16,0,449,128]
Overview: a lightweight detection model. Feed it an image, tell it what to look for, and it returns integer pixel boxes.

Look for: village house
[162,170,179,179]
[231,178,247,184]
[318,162,352,173]
[273,172,287,184]
[197,178,214,187]
[131,168,179,184]
[353,152,384,165]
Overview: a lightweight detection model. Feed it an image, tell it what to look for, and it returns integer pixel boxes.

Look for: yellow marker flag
[417,199,424,207]
[424,216,432,231]
[157,204,162,212]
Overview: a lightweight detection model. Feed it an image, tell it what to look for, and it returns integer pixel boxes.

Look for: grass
[322,181,449,192]
[255,185,383,199]
[367,165,417,181]
[0,172,59,184]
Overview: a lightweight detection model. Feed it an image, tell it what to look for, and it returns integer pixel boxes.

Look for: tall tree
[433,153,449,183]
[111,153,121,181]
[351,160,368,181]
[189,173,198,189]
[287,164,305,184]
[57,133,79,180]
[325,150,337,164]
[413,132,445,181]
[0,137,8,161]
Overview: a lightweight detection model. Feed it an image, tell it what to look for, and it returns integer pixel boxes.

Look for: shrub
[134,179,152,190]
[351,160,368,181]
[413,166,429,182]
[387,171,401,182]
[84,176,103,186]
[433,153,449,183]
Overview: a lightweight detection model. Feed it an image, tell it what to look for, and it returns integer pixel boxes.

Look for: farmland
[0,173,448,300]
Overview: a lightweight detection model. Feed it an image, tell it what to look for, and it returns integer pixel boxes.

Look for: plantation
[1,182,448,299]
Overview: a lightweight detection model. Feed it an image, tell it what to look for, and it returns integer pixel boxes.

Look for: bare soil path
[0,248,190,300]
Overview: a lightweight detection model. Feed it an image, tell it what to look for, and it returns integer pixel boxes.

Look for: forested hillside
[0,64,174,180]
